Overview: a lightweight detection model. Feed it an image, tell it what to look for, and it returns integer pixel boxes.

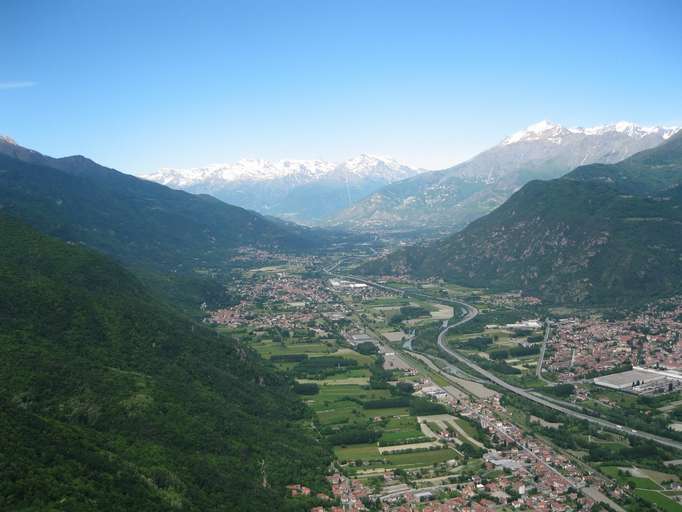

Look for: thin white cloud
[0,81,37,90]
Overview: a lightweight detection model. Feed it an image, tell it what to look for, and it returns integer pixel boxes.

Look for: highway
[436,311,682,451]
[324,263,682,452]
[536,319,551,381]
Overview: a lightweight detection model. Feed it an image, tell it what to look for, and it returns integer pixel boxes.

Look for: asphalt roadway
[326,267,682,452]
[436,302,682,452]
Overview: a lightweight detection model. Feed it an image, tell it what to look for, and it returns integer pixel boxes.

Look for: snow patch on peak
[340,154,409,175]
[503,120,567,145]
[580,121,680,139]
[145,154,421,189]
[0,135,17,145]
[526,120,561,133]
[663,127,682,140]
[214,158,334,181]
[503,120,680,146]
[147,159,336,187]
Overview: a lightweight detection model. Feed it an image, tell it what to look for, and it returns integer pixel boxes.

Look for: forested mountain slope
[360,133,682,304]
[0,216,330,511]
[566,130,682,194]
[0,138,325,272]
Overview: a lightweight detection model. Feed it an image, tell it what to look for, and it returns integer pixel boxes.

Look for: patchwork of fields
[250,336,469,475]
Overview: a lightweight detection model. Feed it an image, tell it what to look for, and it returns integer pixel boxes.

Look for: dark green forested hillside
[0,216,331,511]
[0,139,363,313]
[566,131,682,194]
[360,132,682,304]
[0,146,319,271]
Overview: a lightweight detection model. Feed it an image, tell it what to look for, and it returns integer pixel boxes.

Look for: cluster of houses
[481,292,543,308]
[300,387,619,511]
[322,473,370,511]
[547,298,682,382]
[254,269,678,511]
[372,386,616,510]
[208,271,341,328]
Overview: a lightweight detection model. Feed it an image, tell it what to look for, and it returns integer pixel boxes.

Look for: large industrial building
[594,366,682,395]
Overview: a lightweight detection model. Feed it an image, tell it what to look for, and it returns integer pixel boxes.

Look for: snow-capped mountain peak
[145,155,419,188]
[502,120,567,145]
[343,153,399,169]
[143,154,423,222]
[502,120,680,146]
[580,121,680,139]
[0,135,17,145]
[336,154,416,178]
[146,158,336,187]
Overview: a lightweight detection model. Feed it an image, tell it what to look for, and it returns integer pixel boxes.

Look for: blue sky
[2,0,681,172]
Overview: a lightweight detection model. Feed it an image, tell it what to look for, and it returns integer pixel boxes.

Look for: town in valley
[204,246,682,512]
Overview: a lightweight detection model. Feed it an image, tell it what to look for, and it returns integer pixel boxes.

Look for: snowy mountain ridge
[328,120,681,233]
[143,154,423,223]
[503,120,679,145]
[145,154,420,189]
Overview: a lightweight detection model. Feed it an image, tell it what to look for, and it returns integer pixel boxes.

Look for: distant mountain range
[360,131,682,304]
[328,121,680,235]
[0,137,342,272]
[145,154,423,224]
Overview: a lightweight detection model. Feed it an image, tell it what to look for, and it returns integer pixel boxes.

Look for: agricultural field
[361,296,410,308]
[635,490,682,512]
[298,337,461,475]
[379,415,425,444]
[252,340,336,358]
[452,417,487,446]
[417,414,486,450]
[307,384,398,426]
[233,274,551,487]
[600,466,682,512]
[383,448,458,469]
[335,443,380,460]
[335,444,458,472]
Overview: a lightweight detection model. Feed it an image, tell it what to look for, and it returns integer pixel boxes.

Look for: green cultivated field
[248,316,463,475]
[362,297,410,307]
[335,445,457,471]
[379,416,424,444]
[335,444,380,460]
[252,341,335,358]
[365,407,410,417]
[601,466,682,511]
[325,367,371,379]
[309,385,395,426]
[314,384,391,402]
[454,418,486,444]
[384,448,456,468]
[333,348,377,365]
[635,490,682,512]
[313,403,410,426]
[314,400,365,425]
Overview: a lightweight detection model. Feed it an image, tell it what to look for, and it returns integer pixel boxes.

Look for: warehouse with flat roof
[594,369,659,390]
[594,367,682,395]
